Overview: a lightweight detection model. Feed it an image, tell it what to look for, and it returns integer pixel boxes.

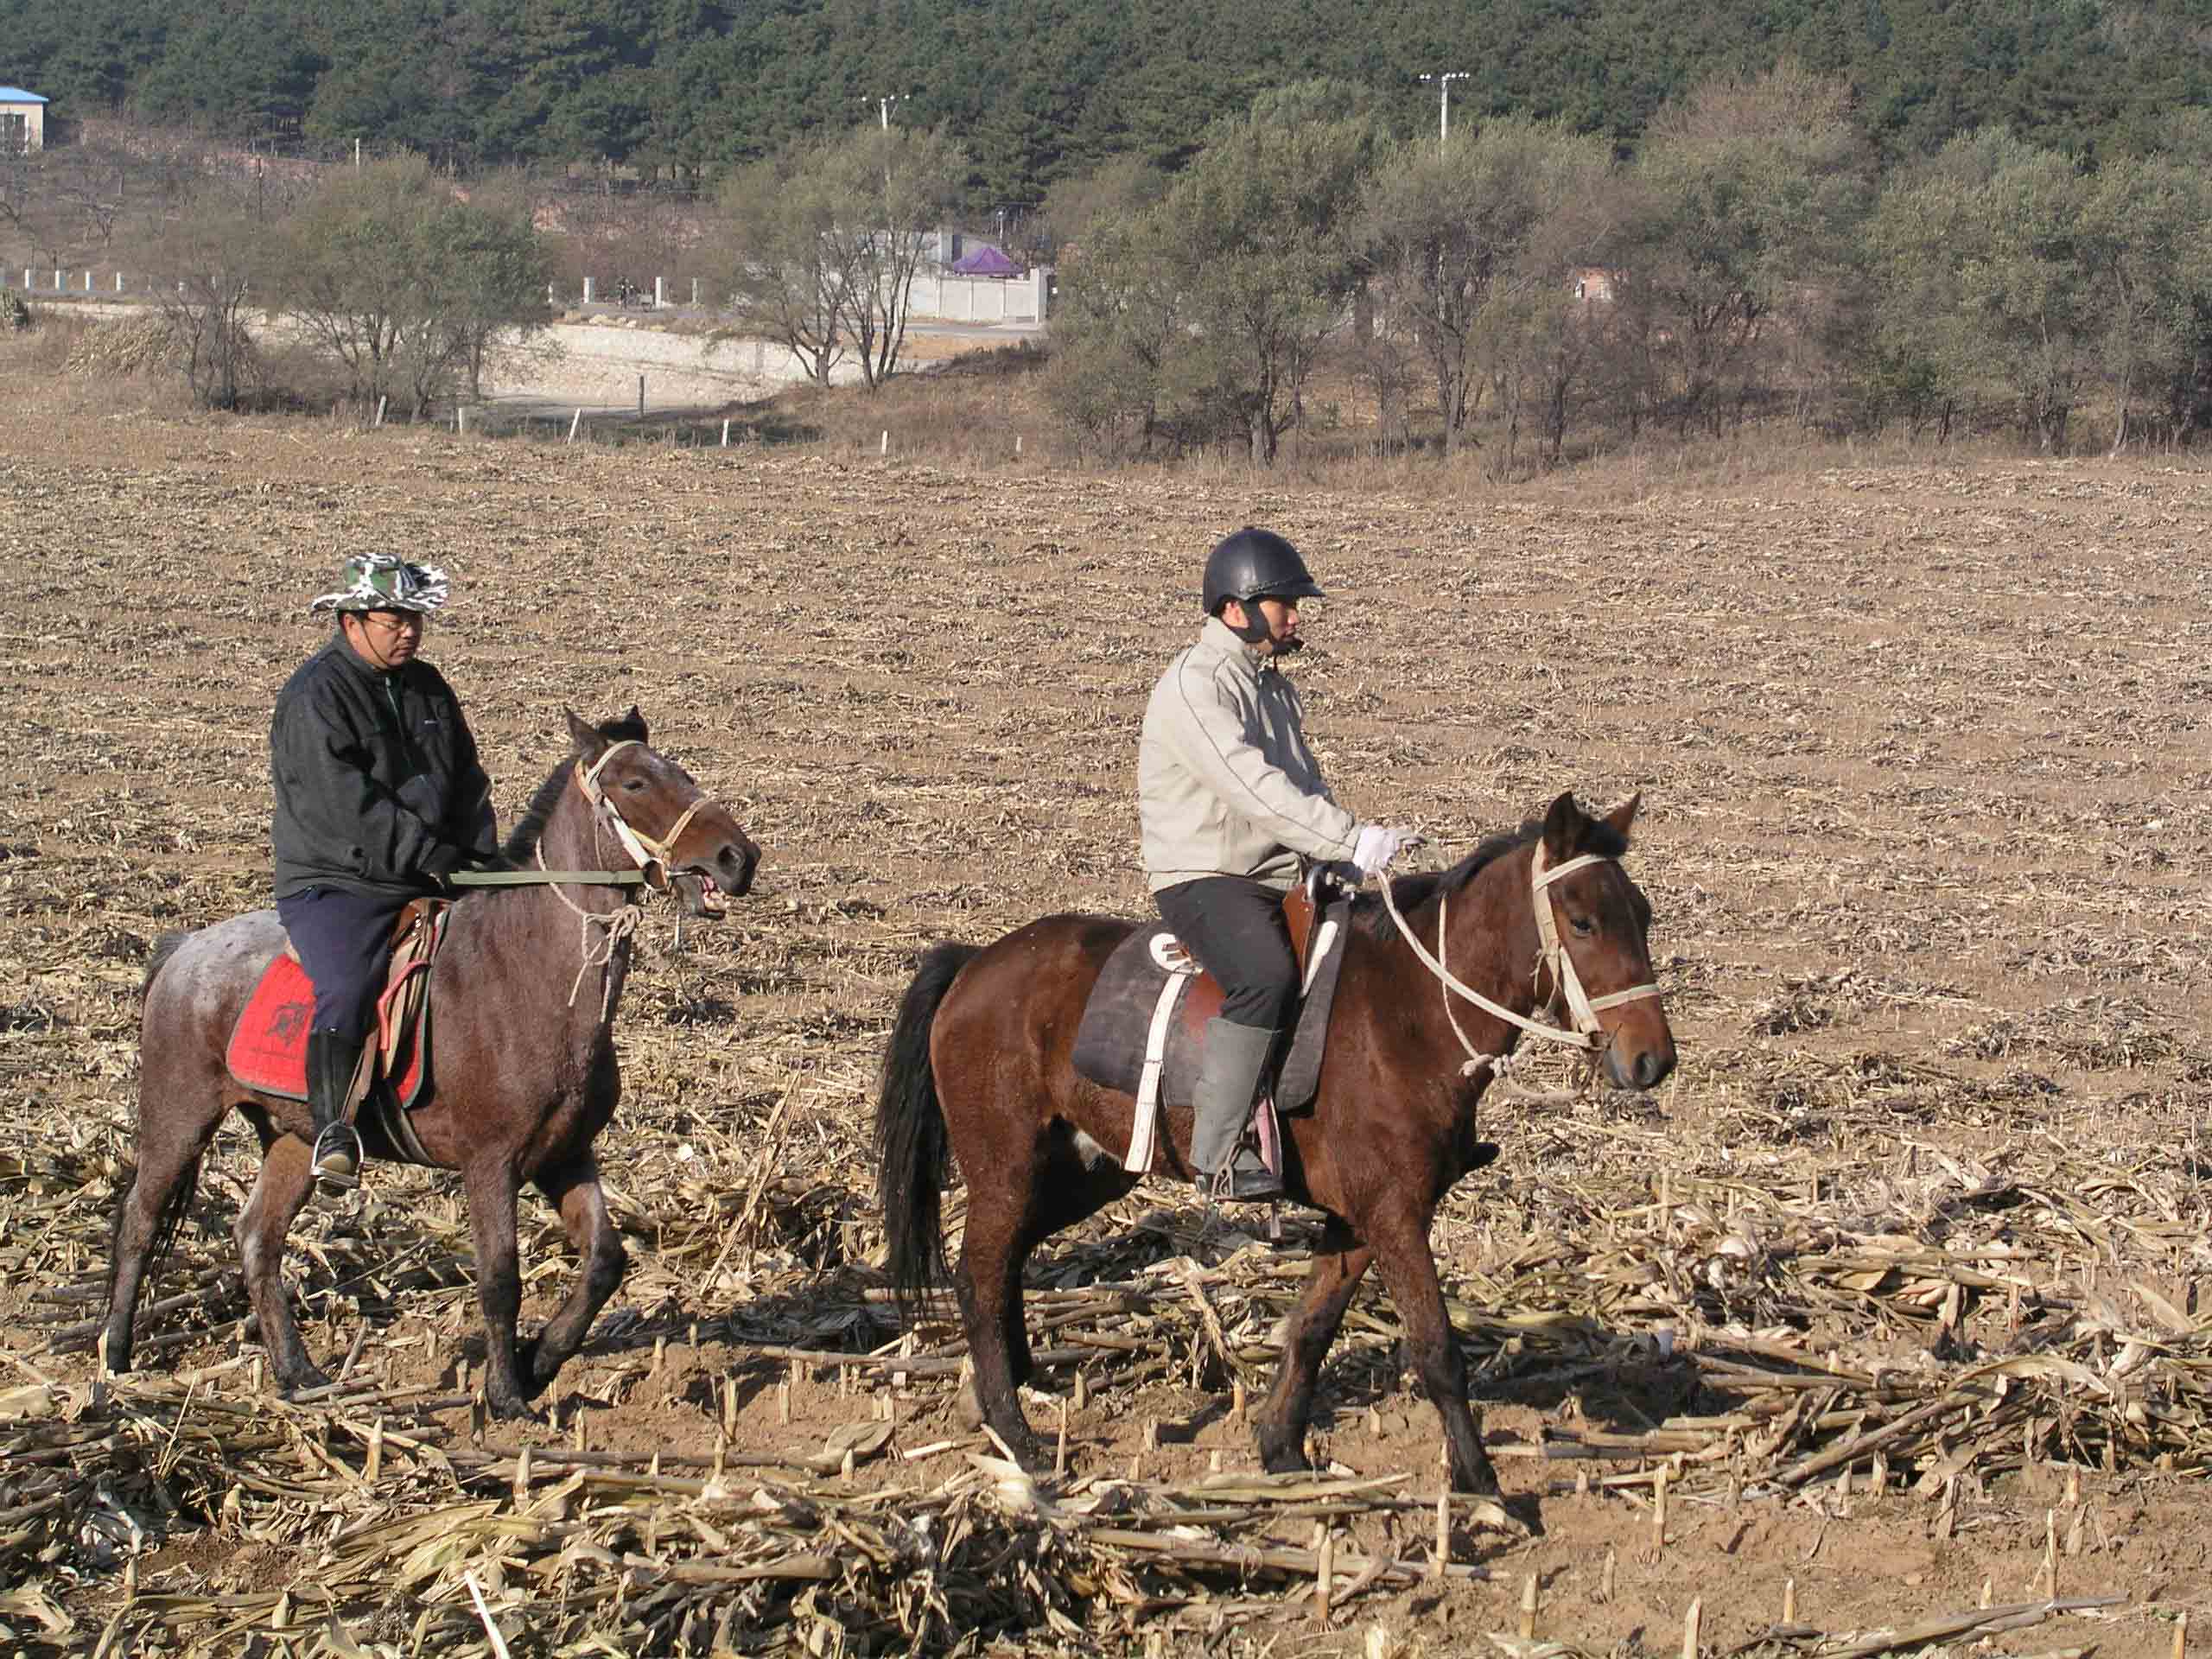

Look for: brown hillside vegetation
[1,357,2209,1656]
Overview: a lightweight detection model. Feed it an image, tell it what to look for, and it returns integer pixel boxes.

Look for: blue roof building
[0,87,46,152]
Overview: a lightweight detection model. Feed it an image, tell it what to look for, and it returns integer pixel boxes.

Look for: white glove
[1351,823,1408,882]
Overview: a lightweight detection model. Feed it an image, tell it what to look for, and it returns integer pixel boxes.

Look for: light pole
[866,92,916,129]
[1418,71,1470,148]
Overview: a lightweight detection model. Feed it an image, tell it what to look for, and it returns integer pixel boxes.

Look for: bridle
[1376,842,1665,1086]
[529,739,723,1016]
[575,739,715,888]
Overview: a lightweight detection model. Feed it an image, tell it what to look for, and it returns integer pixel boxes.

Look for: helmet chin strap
[1222,600,1301,652]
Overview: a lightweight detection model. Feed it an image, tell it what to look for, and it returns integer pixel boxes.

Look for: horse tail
[139,932,186,1002]
[108,1150,205,1313]
[874,941,978,1319]
[111,930,201,1323]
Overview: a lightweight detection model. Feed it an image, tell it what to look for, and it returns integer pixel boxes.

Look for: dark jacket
[270,634,498,900]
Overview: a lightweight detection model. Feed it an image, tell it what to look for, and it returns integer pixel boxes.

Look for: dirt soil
[1,376,2209,1657]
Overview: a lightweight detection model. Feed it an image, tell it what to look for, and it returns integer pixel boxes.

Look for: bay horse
[105,709,760,1418]
[876,791,1673,1493]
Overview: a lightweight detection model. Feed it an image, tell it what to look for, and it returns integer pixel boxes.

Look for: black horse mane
[501,713,650,866]
[1352,814,1629,938]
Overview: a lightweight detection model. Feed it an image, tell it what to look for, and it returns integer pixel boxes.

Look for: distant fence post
[582,276,595,304]
[20,270,28,291]
[690,277,700,307]
[52,270,61,292]
[114,272,124,294]
[653,276,666,309]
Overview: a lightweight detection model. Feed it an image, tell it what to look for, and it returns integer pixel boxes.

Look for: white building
[0,88,47,153]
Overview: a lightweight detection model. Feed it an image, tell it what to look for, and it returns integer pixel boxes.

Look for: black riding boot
[305,1027,365,1188]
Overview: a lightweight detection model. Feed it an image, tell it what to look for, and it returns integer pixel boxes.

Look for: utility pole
[1418,71,1470,148]
[865,93,916,130]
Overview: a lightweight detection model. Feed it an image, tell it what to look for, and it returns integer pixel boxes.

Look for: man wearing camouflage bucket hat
[270,555,499,1187]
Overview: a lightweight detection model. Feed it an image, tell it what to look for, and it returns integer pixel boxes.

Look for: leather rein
[1376,842,1666,1082]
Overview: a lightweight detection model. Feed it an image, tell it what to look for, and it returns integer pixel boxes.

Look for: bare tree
[270,156,551,417]
[0,127,200,272]
[712,153,849,385]
[817,127,966,391]
[1358,118,1612,458]
[150,177,266,410]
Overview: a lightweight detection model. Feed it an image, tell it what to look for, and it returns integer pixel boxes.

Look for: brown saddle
[1070,879,1353,1123]
[280,897,443,965]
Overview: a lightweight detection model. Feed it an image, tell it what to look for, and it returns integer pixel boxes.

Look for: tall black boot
[305,1027,365,1188]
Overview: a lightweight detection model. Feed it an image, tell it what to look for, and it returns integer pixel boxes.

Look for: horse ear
[564,709,602,758]
[1601,791,1641,842]
[624,704,649,743]
[1540,791,1586,863]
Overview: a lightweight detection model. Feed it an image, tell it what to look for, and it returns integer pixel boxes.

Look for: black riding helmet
[1201,527,1325,646]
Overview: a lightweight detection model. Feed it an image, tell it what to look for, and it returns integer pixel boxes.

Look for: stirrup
[1202,1154,1283,1205]
[311,1122,363,1189]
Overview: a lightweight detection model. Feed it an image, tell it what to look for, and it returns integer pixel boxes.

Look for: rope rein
[1375,840,1665,1093]
[539,837,639,1018]
[537,740,723,1019]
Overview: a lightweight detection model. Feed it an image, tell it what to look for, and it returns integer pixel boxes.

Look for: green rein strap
[448,869,645,887]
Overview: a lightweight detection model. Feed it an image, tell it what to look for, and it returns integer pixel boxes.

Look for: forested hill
[6,0,2209,200]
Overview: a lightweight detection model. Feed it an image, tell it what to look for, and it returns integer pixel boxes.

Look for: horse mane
[500,712,649,865]
[1353,813,1630,938]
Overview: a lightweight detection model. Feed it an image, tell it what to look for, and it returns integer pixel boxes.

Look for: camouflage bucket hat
[311,555,451,615]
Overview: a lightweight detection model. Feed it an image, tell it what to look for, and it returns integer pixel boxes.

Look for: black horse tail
[107,1151,206,1329]
[875,941,978,1320]
[107,932,200,1344]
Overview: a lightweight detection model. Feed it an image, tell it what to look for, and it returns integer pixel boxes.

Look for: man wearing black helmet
[1138,527,1410,1202]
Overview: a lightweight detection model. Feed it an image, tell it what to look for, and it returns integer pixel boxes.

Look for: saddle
[1071,874,1355,1176]
[224,899,449,1165]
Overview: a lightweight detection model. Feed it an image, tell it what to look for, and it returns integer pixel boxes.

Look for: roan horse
[877,791,1673,1493]
[105,710,760,1418]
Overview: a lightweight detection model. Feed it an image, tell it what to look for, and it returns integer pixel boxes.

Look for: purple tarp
[950,245,1021,276]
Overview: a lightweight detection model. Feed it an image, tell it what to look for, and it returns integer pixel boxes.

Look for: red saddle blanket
[225,941,435,1112]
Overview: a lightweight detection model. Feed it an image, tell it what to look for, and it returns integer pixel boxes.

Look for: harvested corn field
[2,379,2210,1657]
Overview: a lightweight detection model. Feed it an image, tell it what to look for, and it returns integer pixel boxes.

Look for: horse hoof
[1001,1433,1049,1475]
[486,1393,538,1423]
[1453,1458,1503,1498]
[954,1365,985,1431]
[1255,1428,1310,1475]
[518,1337,560,1395]
[279,1366,333,1399]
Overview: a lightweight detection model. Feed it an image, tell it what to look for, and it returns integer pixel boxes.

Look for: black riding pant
[276,886,410,1042]
[1154,876,1299,1030]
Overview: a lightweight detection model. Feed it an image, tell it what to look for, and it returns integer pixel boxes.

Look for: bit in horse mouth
[682,869,728,917]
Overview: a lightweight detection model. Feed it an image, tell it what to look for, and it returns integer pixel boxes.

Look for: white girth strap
[1124,934,1200,1174]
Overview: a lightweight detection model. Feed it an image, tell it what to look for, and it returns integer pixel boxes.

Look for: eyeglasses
[359,610,427,633]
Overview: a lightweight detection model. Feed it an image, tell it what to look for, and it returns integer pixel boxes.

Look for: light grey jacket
[1139,617,1360,893]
